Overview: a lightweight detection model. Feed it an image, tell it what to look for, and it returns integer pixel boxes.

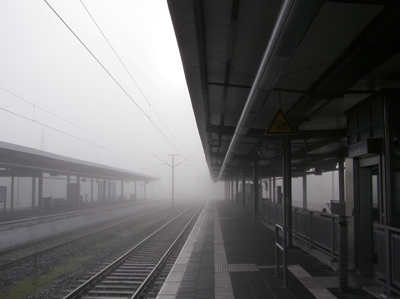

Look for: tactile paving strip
[215,263,259,272]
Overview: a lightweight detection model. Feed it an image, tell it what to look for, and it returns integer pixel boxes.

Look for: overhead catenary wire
[43,0,186,157]
[79,0,191,158]
[0,106,155,168]
[0,86,152,159]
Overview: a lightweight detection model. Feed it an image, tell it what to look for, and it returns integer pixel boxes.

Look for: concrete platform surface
[157,199,377,299]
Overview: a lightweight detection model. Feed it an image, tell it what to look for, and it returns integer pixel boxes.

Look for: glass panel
[371,124,383,137]
[371,168,379,267]
[359,129,370,141]
[348,112,358,133]
[371,98,383,125]
[349,134,358,144]
[372,173,378,220]
[358,104,370,129]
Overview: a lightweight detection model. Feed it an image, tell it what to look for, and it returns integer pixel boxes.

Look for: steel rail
[131,203,204,298]
[62,203,201,299]
[0,205,167,270]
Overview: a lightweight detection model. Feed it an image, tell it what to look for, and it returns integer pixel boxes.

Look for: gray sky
[0,0,220,199]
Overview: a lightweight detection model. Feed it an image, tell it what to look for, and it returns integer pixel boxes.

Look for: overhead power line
[44,0,188,157]
[0,89,155,168]
[0,86,151,158]
[79,0,191,158]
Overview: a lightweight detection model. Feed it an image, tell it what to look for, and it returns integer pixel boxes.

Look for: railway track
[62,203,203,299]
[0,204,168,270]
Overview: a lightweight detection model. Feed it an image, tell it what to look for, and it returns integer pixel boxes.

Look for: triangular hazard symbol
[265,109,296,135]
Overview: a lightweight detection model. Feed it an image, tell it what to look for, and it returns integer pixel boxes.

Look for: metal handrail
[275,224,288,288]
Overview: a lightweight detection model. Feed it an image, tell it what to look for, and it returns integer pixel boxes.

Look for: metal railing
[373,223,400,296]
[264,202,339,259]
[275,224,288,288]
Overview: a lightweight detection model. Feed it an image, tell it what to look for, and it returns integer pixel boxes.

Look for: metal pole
[303,172,307,209]
[253,158,259,223]
[339,158,345,203]
[38,172,43,213]
[283,136,292,246]
[31,176,36,208]
[338,216,348,292]
[236,171,239,207]
[242,168,246,212]
[91,178,94,201]
[269,177,272,201]
[11,176,14,213]
[171,155,175,209]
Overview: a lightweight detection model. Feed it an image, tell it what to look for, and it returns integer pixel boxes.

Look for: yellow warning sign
[265,109,296,135]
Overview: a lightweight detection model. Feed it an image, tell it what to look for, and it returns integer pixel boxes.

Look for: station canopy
[0,141,158,182]
[167,0,400,181]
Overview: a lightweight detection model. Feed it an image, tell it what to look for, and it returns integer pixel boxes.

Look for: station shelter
[166,0,400,295]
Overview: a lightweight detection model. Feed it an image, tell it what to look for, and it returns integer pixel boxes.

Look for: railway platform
[157,199,381,299]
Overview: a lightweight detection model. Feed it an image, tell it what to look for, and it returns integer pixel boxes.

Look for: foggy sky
[0,0,222,200]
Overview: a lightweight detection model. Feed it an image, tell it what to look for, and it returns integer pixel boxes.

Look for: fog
[0,0,220,203]
[0,1,338,210]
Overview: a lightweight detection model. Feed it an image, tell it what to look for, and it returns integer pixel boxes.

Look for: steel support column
[273,176,276,203]
[283,136,292,246]
[121,180,124,199]
[103,179,106,201]
[10,176,14,213]
[77,176,81,206]
[236,171,239,207]
[242,168,246,212]
[339,158,345,203]
[253,158,259,223]
[268,177,271,200]
[38,172,43,213]
[91,178,94,201]
[31,176,36,208]
[303,172,307,209]
[231,179,234,203]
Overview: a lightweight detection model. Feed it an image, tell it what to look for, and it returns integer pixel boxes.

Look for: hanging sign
[265,108,296,135]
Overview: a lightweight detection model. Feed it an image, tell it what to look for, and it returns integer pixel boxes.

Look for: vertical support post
[236,171,239,207]
[171,155,175,209]
[31,176,36,208]
[144,183,147,200]
[253,158,259,223]
[108,179,111,201]
[231,179,234,203]
[10,176,14,213]
[121,180,124,199]
[273,176,276,203]
[91,178,94,201]
[242,168,246,212]
[103,179,106,201]
[283,136,292,246]
[77,176,81,206]
[67,175,70,184]
[269,177,272,201]
[38,172,43,213]
[135,181,137,199]
[303,172,307,209]
[338,216,348,292]
[339,158,345,203]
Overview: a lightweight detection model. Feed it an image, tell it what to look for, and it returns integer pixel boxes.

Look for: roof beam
[206,123,346,139]
[287,3,400,124]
